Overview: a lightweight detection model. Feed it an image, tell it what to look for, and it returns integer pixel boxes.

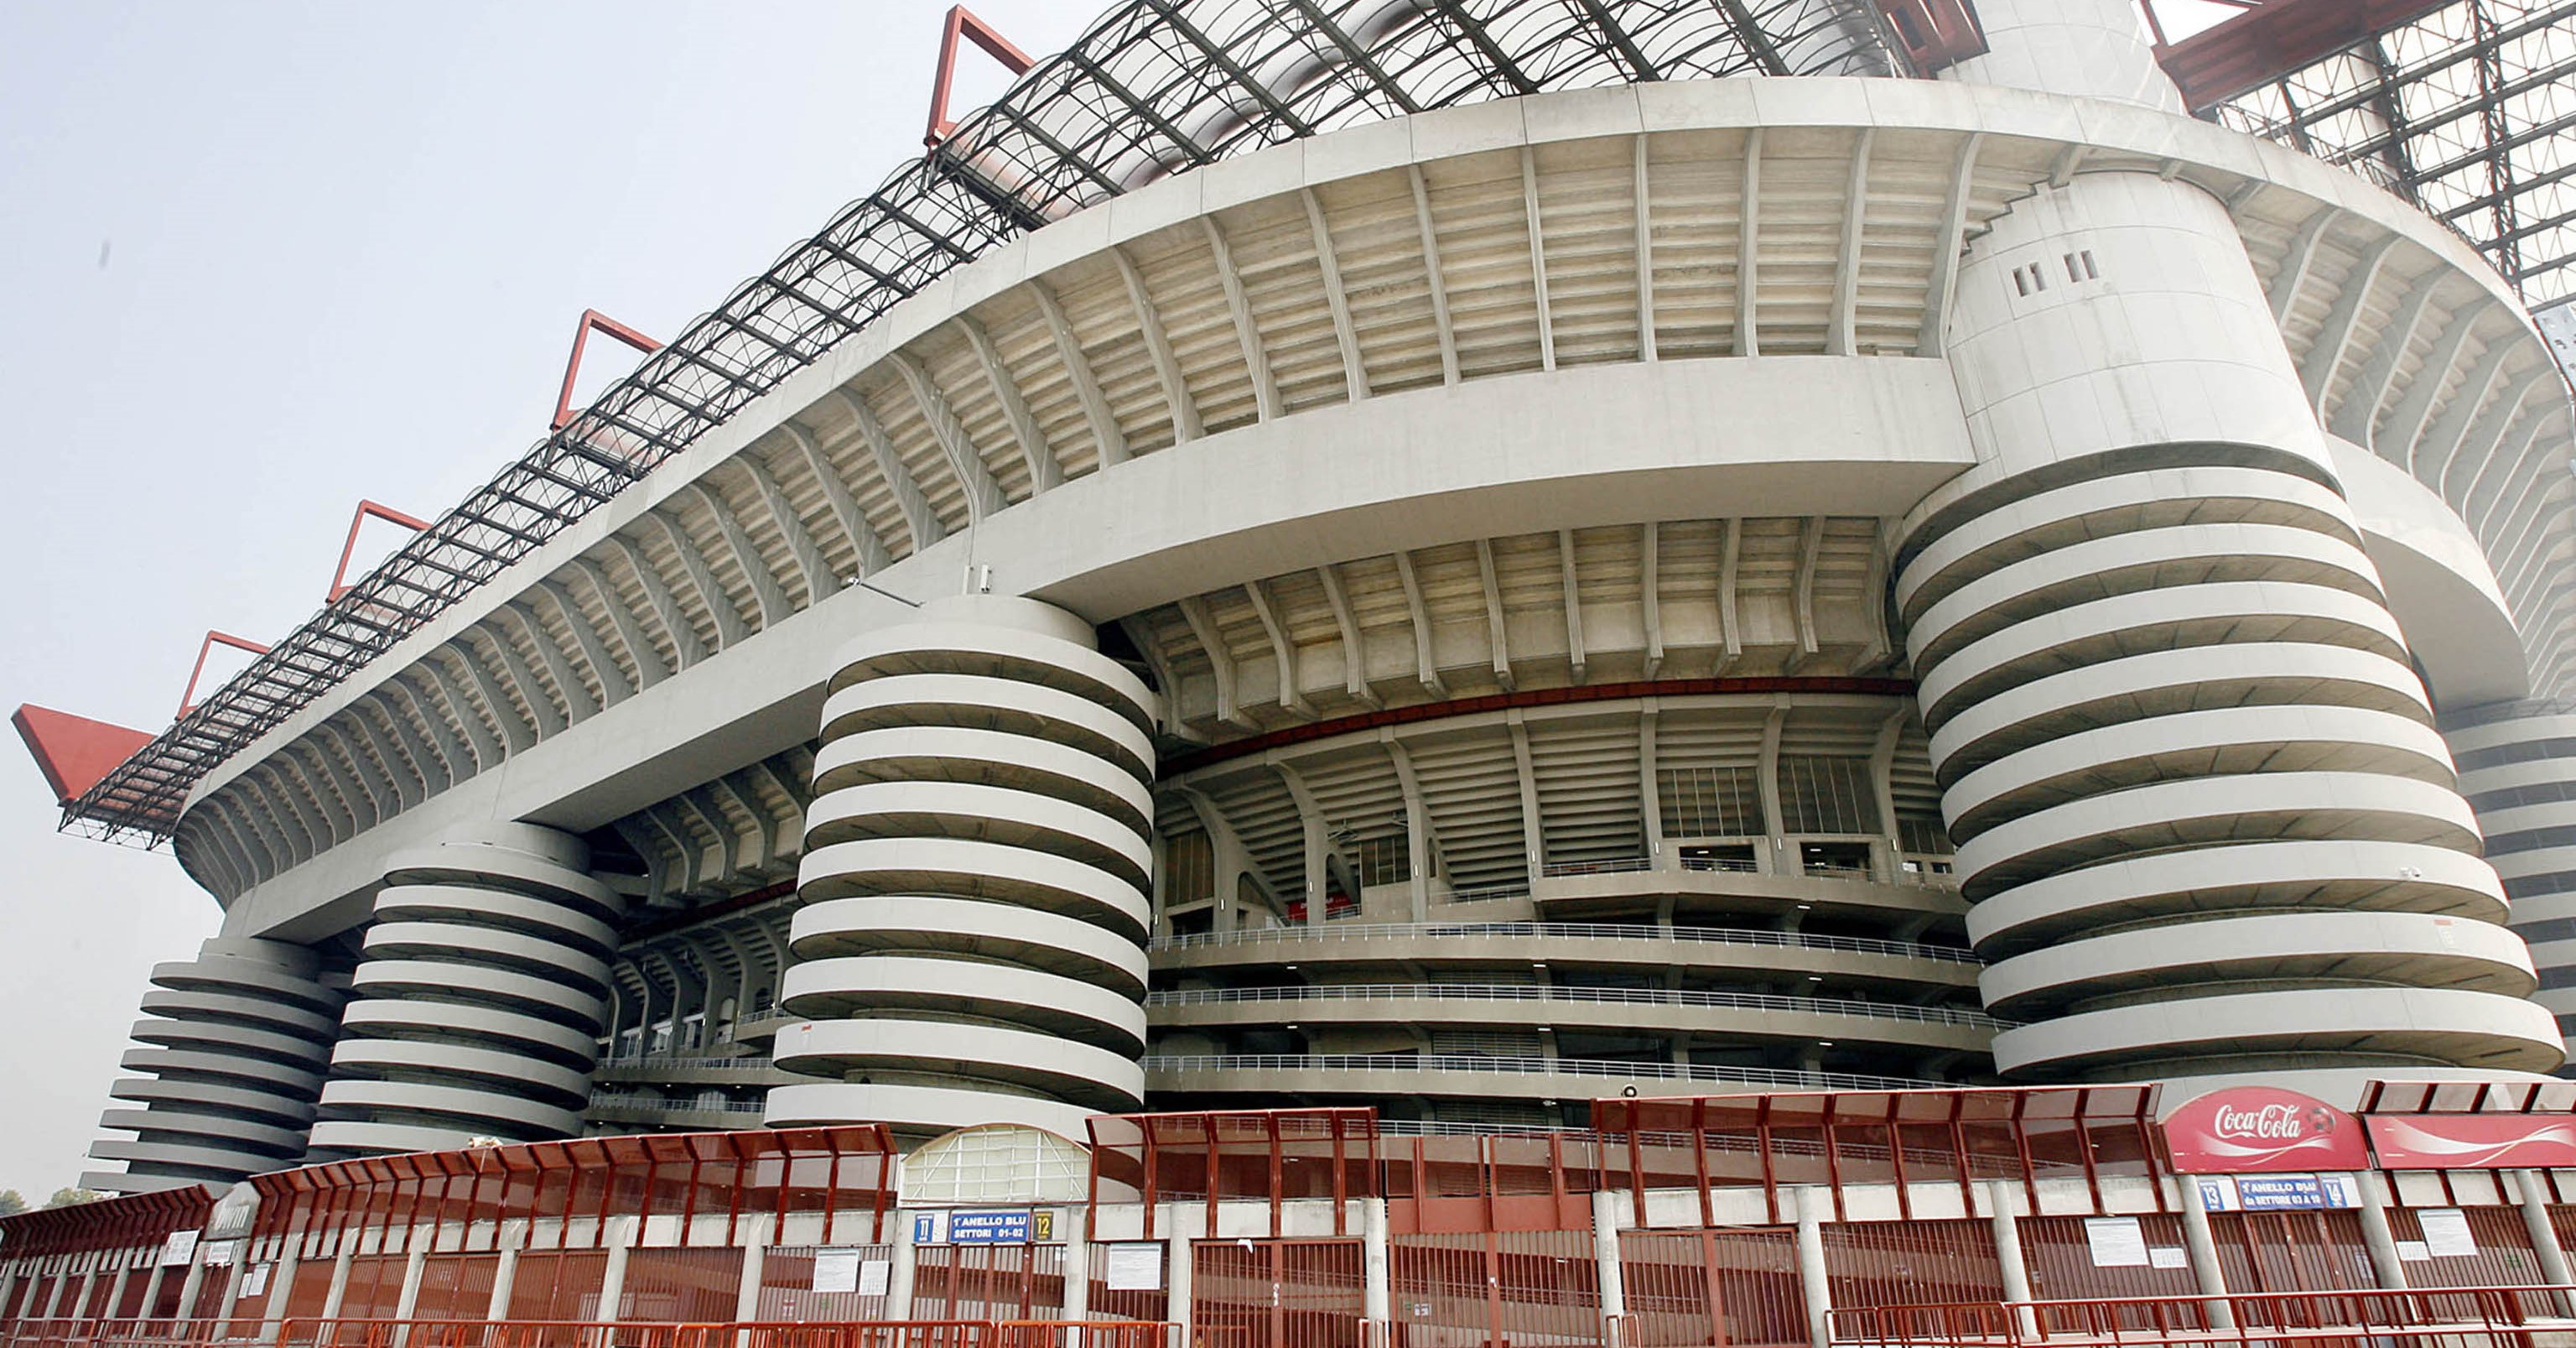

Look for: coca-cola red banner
[2162,1087,2368,1174]
[2366,1113,2576,1169]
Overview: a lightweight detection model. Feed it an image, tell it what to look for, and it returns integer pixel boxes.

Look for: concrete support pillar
[104,1266,134,1326]
[171,1252,210,1321]
[1361,1197,1390,1327]
[317,1247,355,1322]
[1062,1208,1090,1325]
[596,1217,637,1323]
[1591,1189,1627,1325]
[1792,1187,1831,1348]
[1985,1181,2035,1340]
[69,1268,98,1324]
[257,1254,298,1344]
[2511,1170,2575,1314]
[135,1263,169,1324]
[734,1215,771,1325]
[2176,1179,2234,1328]
[887,1213,917,1321]
[43,1262,76,1319]
[485,1245,522,1322]
[1164,1216,1192,1345]
[389,1237,433,1348]
[2349,1173,2407,1290]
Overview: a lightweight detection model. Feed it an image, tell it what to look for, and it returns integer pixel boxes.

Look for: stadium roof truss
[60,0,2576,846]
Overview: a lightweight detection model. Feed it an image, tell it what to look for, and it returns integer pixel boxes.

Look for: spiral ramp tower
[1894,107,2555,1078]
[305,823,622,1158]
[767,595,1157,1140]
[84,938,344,1194]
[2449,704,2576,1064]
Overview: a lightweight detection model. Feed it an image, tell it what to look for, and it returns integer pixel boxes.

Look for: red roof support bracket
[13,705,155,807]
[2151,0,2452,112]
[1874,0,1986,74]
[179,630,273,720]
[924,4,1035,150]
[327,499,431,602]
[549,309,662,432]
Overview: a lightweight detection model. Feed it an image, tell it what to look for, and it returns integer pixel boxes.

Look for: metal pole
[1591,1188,1627,1325]
[1360,1195,1389,1329]
[1793,1186,1831,1348]
[2176,1177,2235,1331]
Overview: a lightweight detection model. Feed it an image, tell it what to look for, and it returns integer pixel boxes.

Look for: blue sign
[2236,1174,2327,1210]
[949,1210,1034,1244]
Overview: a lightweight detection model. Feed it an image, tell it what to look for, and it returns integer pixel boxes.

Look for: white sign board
[2148,1247,2189,1270]
[2083,1216,2149,1268]
[2397,1241,2433,1262]
[2418,1208,2479,1258]
[1106,1242,1164,1291]
[812,1247,863,1293]
[202,1241,236,1268]
[242,1264,272,1298]
[858,1261,891,1297]
[158,1231,200,1267]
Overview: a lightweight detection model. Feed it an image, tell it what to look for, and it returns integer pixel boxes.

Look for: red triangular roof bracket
[179,631,272,720]
[550,310,662,433]
[13,705,155,807]
[328,499,431,602]
[924,5,1035,151]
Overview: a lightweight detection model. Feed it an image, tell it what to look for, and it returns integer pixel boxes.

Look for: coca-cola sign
[2163,1087,2367,1174]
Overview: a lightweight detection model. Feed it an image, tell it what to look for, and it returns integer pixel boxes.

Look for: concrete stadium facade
[58,0,2576,1195]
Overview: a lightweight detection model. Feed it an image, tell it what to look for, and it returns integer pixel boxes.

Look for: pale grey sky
[0,0,1094,1203]
[0,0,2258,1204]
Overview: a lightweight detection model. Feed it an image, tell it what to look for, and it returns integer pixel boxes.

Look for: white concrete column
[389,1237,433,1348]
[134,1262,170,1324]
[484,1247,520,1322]
[104,1265,135,1326]
[1062,1206,1091,1325]
[734,1214,771,1325]
[1793,1187,1831,1348]
[596,1216,638,1323]
[1163,1215,1192,1344]
[317,1247,354,1321]
[1986,1181,2033,1301]
[1360,1198,1390,1326]
[44,1260,78,1319]
[2349,1173,2407,1290]
[2510,1170,2576,1314]
[257,1254,299,1344]
[171,1250,210,1321]
[887,1213,917,1321]
[1591,1189,1627,1324]
[70,1267,100,1323]
[2175,1179,2234,1329]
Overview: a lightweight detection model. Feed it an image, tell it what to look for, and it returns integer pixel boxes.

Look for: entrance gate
[1191,1239,1363,1348]
[1616,1228,1806,1348]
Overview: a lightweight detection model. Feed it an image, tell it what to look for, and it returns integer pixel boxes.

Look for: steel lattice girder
[67,0,1901,846]
[2196,0,2576,304]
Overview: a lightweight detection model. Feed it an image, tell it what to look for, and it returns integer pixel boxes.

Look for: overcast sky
[0,0,1097,1203]
[0,0,2262,1204]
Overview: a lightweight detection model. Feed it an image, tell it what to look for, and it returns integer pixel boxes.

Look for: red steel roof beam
[2154,0,2456,112]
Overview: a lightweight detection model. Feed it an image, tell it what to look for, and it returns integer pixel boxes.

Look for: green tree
[44,1188,101,1209]
[0,1190,24,1216]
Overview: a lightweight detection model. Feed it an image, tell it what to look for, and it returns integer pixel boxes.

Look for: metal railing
[1438,882,1532,904]
[594,1054,780,1075]
[1540,856,1656,877]
[1678,855,1763,873]
[1828,1283,2576,1348]
[582,1092,768,1116]
[1144,982,2005,1028]
[1141,1052,1940,1090]
[1148,919,1981,964]
[257,1321,1175,1348]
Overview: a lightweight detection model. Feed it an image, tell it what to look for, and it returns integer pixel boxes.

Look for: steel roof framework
[64,0,1900,846]
[2187,0,2576,306]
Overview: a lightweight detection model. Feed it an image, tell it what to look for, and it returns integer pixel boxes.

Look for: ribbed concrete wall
[2449,702,2576,1064]
[85,938,342,1193]
[766,595,1158,1138]
[305,823,621,1158]
[1899,166,2554,1078]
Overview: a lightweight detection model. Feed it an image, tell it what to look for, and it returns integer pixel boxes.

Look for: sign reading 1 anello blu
[911,1209,1058,1245]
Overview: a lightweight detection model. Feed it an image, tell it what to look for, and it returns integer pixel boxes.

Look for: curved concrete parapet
[1895,167,2551,1079]
[769,595,1158,1135]
[306,822,621,1159]
[2449,701,2576,1062]
[85,937,345,1194]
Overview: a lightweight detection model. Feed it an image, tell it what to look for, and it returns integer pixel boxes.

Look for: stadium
[12,0,2576,1343]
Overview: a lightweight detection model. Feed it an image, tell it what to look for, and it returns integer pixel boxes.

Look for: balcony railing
[1150,919,1979,964]
[596,1054,781,1075]
[1142,982,2006,1028]
[585,1092,768,1116]
[1141,1053,1940,1090]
